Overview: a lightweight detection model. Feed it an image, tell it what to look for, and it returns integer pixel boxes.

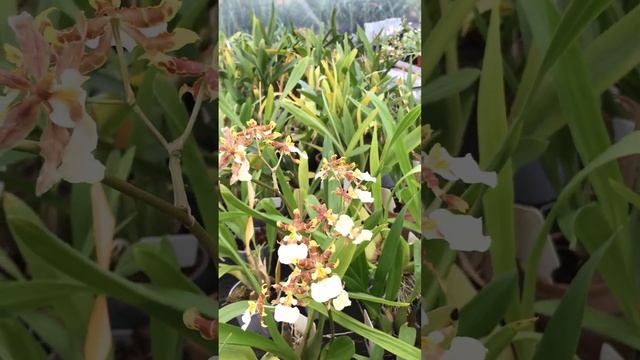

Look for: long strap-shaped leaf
[306,301,421,360]
[477,1,519,322]
[532,239,612,360]
[4,200,217,352]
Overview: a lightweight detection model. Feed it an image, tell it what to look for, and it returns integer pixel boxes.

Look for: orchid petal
[428,209,491,252]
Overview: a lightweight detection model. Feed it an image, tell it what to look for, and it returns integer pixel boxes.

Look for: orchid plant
[218,11,421,360]
[0,0,219,358]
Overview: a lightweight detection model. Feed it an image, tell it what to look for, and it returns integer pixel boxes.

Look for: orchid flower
[425,143,497,187]
[425,209,491,252]
[41,0,198,55]
[0,12,104,195]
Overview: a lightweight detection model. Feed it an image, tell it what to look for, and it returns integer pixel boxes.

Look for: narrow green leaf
[423,68,480,103]
[371,207,406,300]
[458,271,517,338]
[423,0,478,79]
[533,240,612,360]
[535,300,640,351]
[307,301,420,360]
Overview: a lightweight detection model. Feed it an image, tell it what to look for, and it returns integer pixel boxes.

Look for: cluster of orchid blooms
[219,119,307,184]
[219,126,378,329]
[423,124,497,358]
[0,0,216,195]
[423,125,497,252]
[240,162,377,329]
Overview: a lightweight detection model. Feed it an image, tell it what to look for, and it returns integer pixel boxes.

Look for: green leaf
[484,318,539,360]
[538,0,616,75]
[219,323,297,360]
[423,68,480,103]
[0,280,88,311]
[458,271,517,338]
[282,57,310,99]
[5,214,216,352]
[398,324,417,360]
[0,319,47,360]
[522,131,640,324]
[321,336,355,360]
[476,1,519,322]
[133,243,202,294]
[219,301,249,324]
[0,0,16,47]
[307,301,420,360]
[423,0,478,79]
[534,300,640,351]
[0,248,23,280]
[371,207,406,300]
[281,101,345,154]
[348,292,410,307]
[532,240,612,360]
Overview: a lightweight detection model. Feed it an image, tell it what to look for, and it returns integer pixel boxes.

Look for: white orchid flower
[426,143,497,187]
[332,290,351,311]
[310,275,343,303]
[274,303,301,324]
[355,189,374,203]
[426,209,491,252]
[277,243,308,265]
[47,69,88,128]
[355,170,376,182]
[334,215,354,237]
[442,337,488,360]
[55,114,105,184]
[240,301,257,331]
[353,229,373,245]
[236,159,252,182]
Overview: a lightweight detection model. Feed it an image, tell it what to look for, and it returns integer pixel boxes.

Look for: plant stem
[13,140,218,267]
[111,19,170,151]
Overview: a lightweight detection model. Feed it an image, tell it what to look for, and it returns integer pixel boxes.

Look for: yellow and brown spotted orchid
[42,0,199,55]
[0,12,104,195]
[142,51,218,101]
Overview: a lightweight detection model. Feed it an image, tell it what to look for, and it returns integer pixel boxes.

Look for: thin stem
[111,19,170,151]
[13,140,218,267]
[175,87,206,148]
[132,104,171,150]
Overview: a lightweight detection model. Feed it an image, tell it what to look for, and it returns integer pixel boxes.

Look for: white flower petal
[357,171,376,182]
[442,337,487,360]
[310,275,343,303]
[240,310,252,331]
[355,189,374,203]
[85,37,100,49]
[57,115,105,184]
[48,97,77,128]
[274,304,300,324]
[48,69,89,128]
[353,229,372,245]
[334,215,354,237]
[429,209,491,252]
[277,243,308,265]
[449,154,498,188]
[332,290,351,311]
[237,159,252,182]
[427,144,496,187]
[288,145,308,159]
